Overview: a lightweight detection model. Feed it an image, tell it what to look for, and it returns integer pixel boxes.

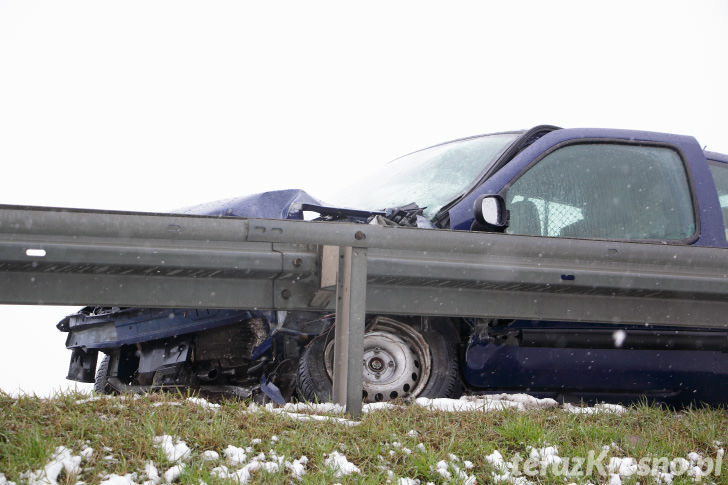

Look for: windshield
[324,133,520,219]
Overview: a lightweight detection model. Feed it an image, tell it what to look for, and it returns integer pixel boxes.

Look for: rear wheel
[297,317,460,403]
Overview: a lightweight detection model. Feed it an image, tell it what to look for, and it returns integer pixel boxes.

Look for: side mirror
[473,194,508,231]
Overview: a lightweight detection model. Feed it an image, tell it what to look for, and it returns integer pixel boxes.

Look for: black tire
[297,334,334,403]
[94,354,113,394]
[419,323,461,399]
[296,317,460,403]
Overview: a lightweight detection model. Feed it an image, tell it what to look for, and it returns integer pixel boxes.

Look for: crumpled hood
[175,189,322,219]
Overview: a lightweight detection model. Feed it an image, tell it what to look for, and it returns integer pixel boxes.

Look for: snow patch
[528,445,562,467]
[186,396,220,410]
[416,393,557,412]
[282,402,345,414]
[607,456,638,477]
[153,435,191,463]
[223,445,247,466]
[163,464,185,483]
[21,446,83,485]
[143,461,160,484]
[100,474,137,485]
[201,450,219,461]
[563,402,627,414]
[363,401,400,412]
[285,456,309,481]
[276,410,360,426]
[434,460,451,480]
[324,451,360,477]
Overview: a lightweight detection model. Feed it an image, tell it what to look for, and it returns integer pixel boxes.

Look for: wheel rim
[323,317,431,402]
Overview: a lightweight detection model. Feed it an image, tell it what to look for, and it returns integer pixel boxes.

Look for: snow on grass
[482,443,727,484]
[281,402,345,414]
[363,401,399,412]
[151,402,181,408]
[74,394,143,405]
[433,455,477,484]
[271,393,621,426]
[99,473,137,484]
[4,391,721,484]
[324,450,360,477]
[20,446,83,485]
[277,411,360,426]
[222,445,248,466]
[74,395,106,405]
[6,423,720,485]
[416,393,560,412]
[200,450,219,462]
[563,402,627,414]
[162,464,185,483]
[210,449,294,483]
[153,435,191,463]
[528,445,562,467]
[186,396,220,410]
[143,461,159,483]
[84,392,625,437]
[284,455,308,481]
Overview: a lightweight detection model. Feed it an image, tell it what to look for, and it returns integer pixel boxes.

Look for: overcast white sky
[1,1,727,395]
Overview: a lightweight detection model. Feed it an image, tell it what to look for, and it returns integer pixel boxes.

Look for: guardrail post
[332,246,368,419]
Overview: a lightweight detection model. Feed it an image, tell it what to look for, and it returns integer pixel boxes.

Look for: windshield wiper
[383,202,425,226]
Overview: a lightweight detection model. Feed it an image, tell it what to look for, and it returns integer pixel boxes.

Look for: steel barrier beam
[1,205,728,327]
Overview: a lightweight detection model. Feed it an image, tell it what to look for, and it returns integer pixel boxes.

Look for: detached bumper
[59,307,273,350]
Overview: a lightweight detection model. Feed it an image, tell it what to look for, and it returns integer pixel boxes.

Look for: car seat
[507,200,542,235]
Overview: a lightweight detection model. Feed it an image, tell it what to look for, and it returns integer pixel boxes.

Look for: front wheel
[94,354,113,394]
[296,317,460,403]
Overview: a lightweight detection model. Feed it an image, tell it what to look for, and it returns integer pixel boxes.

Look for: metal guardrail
[1,204,728,416]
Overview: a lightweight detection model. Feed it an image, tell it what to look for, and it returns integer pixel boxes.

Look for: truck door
[504,142,696,242]
[452,128,725,247]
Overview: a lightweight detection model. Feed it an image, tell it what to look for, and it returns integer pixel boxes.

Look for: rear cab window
[504,142,697,242]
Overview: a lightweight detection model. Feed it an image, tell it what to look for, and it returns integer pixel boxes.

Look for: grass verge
[1,391,726,484]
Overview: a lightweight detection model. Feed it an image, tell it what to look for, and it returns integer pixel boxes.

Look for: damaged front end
[60,306,334,402]
[56,188,338,401]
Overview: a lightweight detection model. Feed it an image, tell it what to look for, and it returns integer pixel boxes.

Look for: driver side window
[505,143,696,241]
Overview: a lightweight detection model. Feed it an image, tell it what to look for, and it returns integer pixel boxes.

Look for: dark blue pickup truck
[59,125,728,406]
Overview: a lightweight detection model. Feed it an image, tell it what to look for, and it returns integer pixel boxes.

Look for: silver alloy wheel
[322,317,432,402]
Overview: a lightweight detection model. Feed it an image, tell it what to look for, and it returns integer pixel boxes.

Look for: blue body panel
[177,188,321,219]
[462,321,728,405]
[465,338,728,404]
[707,151,728,164]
